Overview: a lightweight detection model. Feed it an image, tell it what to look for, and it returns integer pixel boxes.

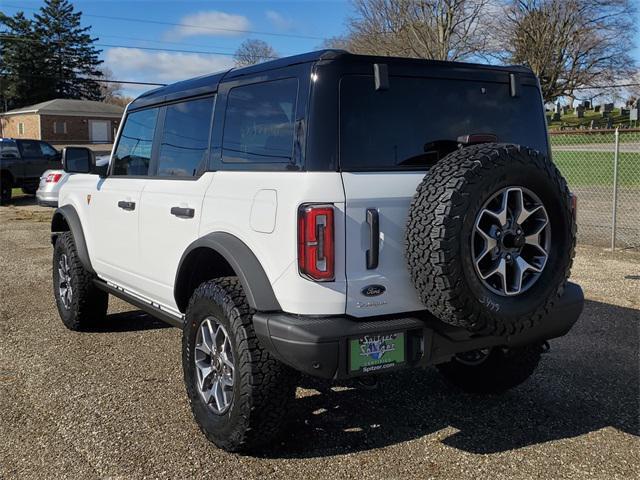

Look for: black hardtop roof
[128,49,535,111]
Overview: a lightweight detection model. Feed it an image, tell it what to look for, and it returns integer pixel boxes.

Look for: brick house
[0,99,124,145]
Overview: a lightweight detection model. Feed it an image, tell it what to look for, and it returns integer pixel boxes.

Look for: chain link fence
[549,129,640,250]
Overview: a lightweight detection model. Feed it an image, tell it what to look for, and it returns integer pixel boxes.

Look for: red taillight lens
[46,173,62,183]
[298,204,335,281]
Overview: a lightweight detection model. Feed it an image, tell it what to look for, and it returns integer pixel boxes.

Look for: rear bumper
[253,282,584,379]
[36,192,58,207]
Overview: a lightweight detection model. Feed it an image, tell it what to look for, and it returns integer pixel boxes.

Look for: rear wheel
[437,344,543,394]
[183,277,297,452]
[0,176,12,205]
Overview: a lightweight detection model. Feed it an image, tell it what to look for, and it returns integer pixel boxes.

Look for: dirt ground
[1,201,638,480]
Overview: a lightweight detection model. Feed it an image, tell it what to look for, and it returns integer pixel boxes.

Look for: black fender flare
[51,205,95,274]
[175,232,281,312]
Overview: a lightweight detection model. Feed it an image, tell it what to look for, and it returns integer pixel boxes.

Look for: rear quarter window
[339,75,548,171]
[222,78,298,166]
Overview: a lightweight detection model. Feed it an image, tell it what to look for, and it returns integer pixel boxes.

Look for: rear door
[339,74,549,317]
[136,96,216,312]
[17,140,45,179]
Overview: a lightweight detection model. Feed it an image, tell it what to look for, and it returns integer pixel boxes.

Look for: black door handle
[170,206,195,218]
[117,200,135,211]
[366,208,379,269]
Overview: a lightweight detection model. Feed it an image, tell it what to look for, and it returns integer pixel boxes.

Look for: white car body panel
[341,172,426,317]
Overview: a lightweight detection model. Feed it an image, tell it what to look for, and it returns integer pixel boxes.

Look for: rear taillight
[46,173,62,183]
[298,204,335,281]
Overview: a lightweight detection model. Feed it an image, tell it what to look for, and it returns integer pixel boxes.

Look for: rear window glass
[0,140,19,158]
[157,96,214,177]
[340,75,547,171]
[222,78,297,164]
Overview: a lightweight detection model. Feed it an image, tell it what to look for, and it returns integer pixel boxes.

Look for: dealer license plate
[349,332,405,373]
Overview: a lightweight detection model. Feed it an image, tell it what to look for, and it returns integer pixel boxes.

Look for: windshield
[339,75,548,171]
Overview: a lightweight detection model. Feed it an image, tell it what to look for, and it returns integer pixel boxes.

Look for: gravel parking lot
[1,200,638,480]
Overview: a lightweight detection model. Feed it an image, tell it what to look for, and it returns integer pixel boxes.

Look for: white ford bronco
[51,50,583,452]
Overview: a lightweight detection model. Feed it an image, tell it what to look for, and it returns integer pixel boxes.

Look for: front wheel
[53,232,108,330]
[183,277,297,452]
[436,344,543,394]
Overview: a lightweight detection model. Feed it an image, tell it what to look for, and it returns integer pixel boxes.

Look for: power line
[0,72,166,87]
[573,83,640,90]
[2,3,325,41]
[0,34,280,59]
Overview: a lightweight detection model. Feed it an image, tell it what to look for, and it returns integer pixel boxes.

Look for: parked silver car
[36,154,109,207]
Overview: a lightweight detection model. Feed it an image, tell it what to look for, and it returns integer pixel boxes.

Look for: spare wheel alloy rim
[471,186,551,297]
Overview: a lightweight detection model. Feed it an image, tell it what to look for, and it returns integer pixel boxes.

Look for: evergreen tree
[0,12,50,110]
[34,0,104,101]
[0,0,103,110]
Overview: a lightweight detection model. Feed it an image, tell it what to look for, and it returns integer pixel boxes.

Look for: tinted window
[0,140,19,158]
[112,108,159,176]
[157,97,214,177]
[18,140,42,157]
[39,142,58,156]
[340,75,548,171]
[222,78,297,164]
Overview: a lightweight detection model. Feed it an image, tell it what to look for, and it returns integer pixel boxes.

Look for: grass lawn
[553,151,640,187]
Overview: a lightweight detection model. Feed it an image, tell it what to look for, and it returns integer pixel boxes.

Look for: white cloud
[104,48,234,86]
[265,10,293,31]
[165,11,250,39]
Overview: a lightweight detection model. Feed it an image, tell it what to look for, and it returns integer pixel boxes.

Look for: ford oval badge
[362,284,386,297]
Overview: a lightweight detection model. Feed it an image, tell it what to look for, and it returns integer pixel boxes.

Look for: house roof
[2,99,124,117]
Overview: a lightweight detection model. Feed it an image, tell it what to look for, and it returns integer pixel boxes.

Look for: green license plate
[349,332,405,373]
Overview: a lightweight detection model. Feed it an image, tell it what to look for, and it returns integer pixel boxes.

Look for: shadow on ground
[85,310,172,333]
[256,299,639,459]
[7,195,38,207]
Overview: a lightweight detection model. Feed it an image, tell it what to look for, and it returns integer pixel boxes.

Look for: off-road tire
[0,176,12,205]
[437,344,543,394]
[406,143,575,336]
[53,232,108,330]
[183,277,297,452]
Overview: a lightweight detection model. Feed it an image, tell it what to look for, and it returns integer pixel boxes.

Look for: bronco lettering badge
[361,284,386,297]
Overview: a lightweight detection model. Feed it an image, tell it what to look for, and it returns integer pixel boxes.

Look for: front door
[17,140,46,180]
[90,106,159,294]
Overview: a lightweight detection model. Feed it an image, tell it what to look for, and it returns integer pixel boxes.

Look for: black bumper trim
[253,282,584,379]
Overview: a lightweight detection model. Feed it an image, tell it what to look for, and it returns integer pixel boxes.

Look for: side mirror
[62,147,94,174]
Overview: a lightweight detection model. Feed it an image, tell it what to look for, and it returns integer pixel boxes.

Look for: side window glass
[39,142,58,156]
[112,107,159,176]
[18,140,41,157]
[157,97,214,177]
[222,78,298,164]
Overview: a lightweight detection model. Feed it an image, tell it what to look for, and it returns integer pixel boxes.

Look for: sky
[2,0,639,98]
[1,0,352,96]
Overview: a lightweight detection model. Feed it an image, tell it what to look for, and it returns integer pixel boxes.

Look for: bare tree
[233,39,278,67]
[492,0,637,103]
[96,67,122,103]
[331,0,490,61]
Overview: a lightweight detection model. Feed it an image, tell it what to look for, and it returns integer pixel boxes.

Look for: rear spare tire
[405,143,575,336]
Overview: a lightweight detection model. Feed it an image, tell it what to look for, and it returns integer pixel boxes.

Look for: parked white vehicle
[50,50,583,452]
[37,155,109,207]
